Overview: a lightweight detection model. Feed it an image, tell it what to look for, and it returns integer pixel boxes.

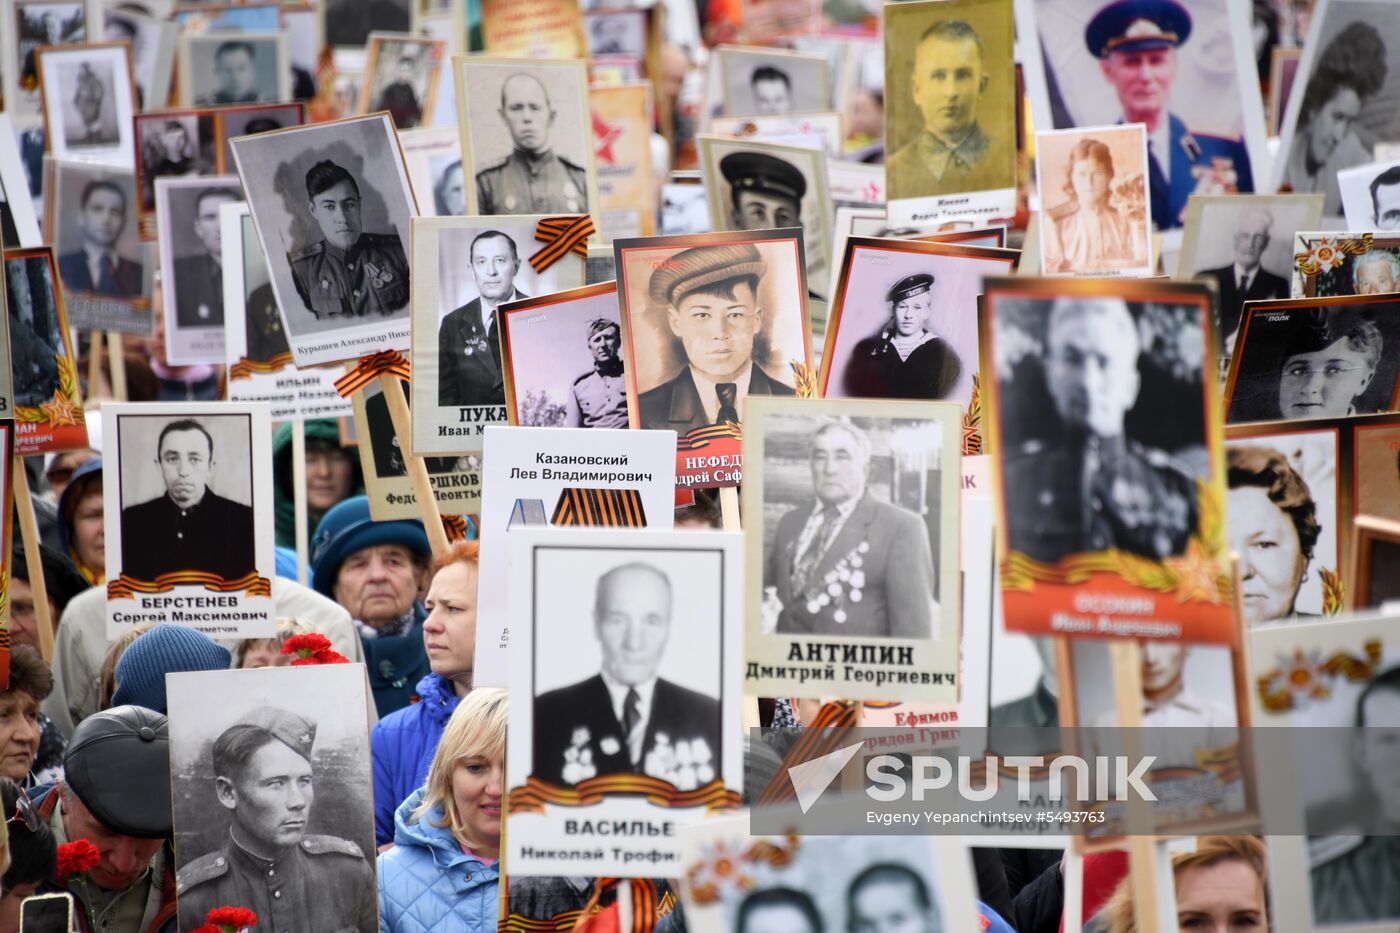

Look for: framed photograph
[883,0,1017,226]
[230,114,417,368]
[712,46,830,118]
[0,115,42,248]
[983,277,1236,643]
[473,424,677,686]
[660,179,712,237]
[1267,46,1301,137]
[2,0,89,121]
[101,402,276,638]
[1350,515,1400,609]
[709,111,845,158]
[99,4,174,113]
[1222,294,1400,424]
[453,56,597,219]
[37,41,136,167]
[359,33,444,130]
[583,8,647,59]
[479,0,583,58]
[1271,0,1400,219]
[743,396,961,703]
[1292,232,1400,299]
[17,893,72,933]
[167,665,377,933]
[505,527,742,875]
[500,281,631,429]
[155,175,240,364]
[828,207,1004,297]
[322,0,411,49]
[409,215,586,456]
[220,201,350,420]
[1338,157,1400,231]
[678,816,981,933]
[134,110,216,225]
[1174,193,1325,354]
[590,82,656,242]
[397,126,463,216]
[698,136,831,302]
[1352,413,1400,536]
[1016,0,1267,234]
[4,246,88,454]
[178,32,288,107]
[216,101,305,166]
[1035,124,1152,277]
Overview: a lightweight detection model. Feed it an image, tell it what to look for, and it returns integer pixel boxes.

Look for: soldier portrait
[51,163,144,299]
[457,59,597,217]
[37,43,136,164]
[7,0,86,119]
[1024,0,1262,232]
[157,177,241,364]
[136,114,215,213]
[4,249,65,408]
[1036,125,1152,278]
[167,665,378,933]
[218,104,306,168]
[362,35,443,131]
[181,34,288,107]
[584,10,646,58]
[58,60,118,148]
[715,47,830,118]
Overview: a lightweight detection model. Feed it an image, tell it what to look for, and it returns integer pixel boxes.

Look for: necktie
[791,507,837,596]
[622,688,641,762]
[97,255,119,294]
[716,382,739,424]
[1238,270,1251,294]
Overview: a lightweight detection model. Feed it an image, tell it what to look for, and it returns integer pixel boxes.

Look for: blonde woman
[378,687,505,933]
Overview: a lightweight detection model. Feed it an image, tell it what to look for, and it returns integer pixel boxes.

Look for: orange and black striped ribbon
[107,570,274,600]
[530,215,594,273]
[756,700,861,807]
[442,515,471,542]
[508,774,739,815]
[552,488,647,527]
[334,350,411,397]
[675,423,742,450]
[229,352,294,380]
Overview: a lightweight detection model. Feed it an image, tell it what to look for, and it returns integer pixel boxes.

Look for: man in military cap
[721,150,804,230]
[177,707,377,933]
[566,318,628,428]
[845,272,962,399]
[764,419,935,638]
[475,73,589,215]
[1086,0,1254,230]
[750,65,793,114]
[1002,296,1196,564]
[437,229,526,408]
[288,159,409,321]
[639,243,795,434]
[173,186,240,328]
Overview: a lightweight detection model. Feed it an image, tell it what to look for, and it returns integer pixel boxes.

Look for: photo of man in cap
[639,243,796,435]
[1084,0,1254,230]
[474,72,589,215]
[843,272,962,399]
[566,318,629,429]
[175,707,377,932]
[437,229,527,408]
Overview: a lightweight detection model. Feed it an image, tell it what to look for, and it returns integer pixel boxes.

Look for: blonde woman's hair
[413,687,507,847]
[233,618,316,667]
[1100,835,1267,933]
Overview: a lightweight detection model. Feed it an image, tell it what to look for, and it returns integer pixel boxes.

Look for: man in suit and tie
[764,419,936,639]
[57,179,144,298]
[173,186,240,327]
[638,242,795,435]
[532,562,721,790]
[1195,206,1287,351]
[437,229,526,408]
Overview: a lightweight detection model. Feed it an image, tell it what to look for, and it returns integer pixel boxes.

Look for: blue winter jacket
[372,672,463,846]
[378,788,499,933]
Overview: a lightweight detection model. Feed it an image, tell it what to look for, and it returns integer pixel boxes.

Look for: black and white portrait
[101,6,175,112]
[6,0,86,119]
[4,248,65,408]
[236,208,290,367]
[181,34,288,107]
[660,183,712,237]
[56,59,118,147]
[49,160,145,301]
[136,113,215,213]
[361,34,443,130]
[398,127,464,217]
[38,43,137,166]
[156,176,241,364]
[1338,158,1400,232]
[166,665,378,933]
[456,58,596,216]
[323,0,410,49]
[584,9,646,58]
[715,47,830,116]
[230,114,418,367]
[218,103,305,168]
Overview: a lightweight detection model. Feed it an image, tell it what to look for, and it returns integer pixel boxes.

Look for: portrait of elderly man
[1196,207,1288,347]
[1370,166,1400,232]
[750,65,793,114]
[475,72,588,215]
[847,863,945,933]
[1002,296,1196,564]
[532,562,721,789]
[566,318,628,429]
[1354,249,1400,296]
[57,178,143,297]
[175,707,377,932]
[640,243,795,434]
[844,273,962,400]
[765,419,936,639]
[437,229,527,408]
[119,418,255,582]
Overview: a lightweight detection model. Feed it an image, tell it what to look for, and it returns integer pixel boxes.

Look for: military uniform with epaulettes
[288,232,408,319]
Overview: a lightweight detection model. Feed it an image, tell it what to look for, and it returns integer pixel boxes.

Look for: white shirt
[601,671,656,765]
[687,364,752,424]
[1233,262,1257,291]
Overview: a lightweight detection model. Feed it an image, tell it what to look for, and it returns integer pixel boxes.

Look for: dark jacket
[172,252,224,327]
[57,250,143,298]
[437,292,524,407]
[844,334,961,400]
[1197,263,1288,342]
[118,489,255,581]
[637,364,794,435]
[361,603,431,718]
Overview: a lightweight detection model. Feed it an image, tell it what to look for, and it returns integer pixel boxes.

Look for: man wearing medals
[437,229,526,408]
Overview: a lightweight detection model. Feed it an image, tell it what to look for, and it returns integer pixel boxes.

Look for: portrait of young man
[472,71,589,215]
[198,40,263,104]
[170,184,241,328]
[56,175,143,298]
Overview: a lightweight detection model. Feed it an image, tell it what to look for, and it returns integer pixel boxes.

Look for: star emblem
[592,109,624,165]
[40,391,82,427]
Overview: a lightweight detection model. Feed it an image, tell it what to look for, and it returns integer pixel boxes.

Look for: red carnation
[281,634,350,666]
[56,839,101,880]
[206,906,258,931]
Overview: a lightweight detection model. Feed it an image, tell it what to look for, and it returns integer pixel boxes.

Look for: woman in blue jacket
[378,687,506,933]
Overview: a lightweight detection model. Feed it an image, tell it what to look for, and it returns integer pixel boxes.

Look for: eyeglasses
[8,794,39,833]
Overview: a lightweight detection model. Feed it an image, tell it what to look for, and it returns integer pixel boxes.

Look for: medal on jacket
[505,194,517,211]
[367,260,392,288]
[198,303,211,319]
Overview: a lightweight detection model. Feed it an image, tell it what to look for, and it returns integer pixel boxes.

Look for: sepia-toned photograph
[398,126,464,216]
[1337,158,1400,232]
[583,8,647,58]
[1223,295,1400,424]
[5,0,87,119]
[156,176,241,364]
[713,46,830,117]
[409,215,585,455]
[359,33,444,130]
[0,116,41,249]
[179,33,289,107]
[1292,233,1400,299]
[166,665,378,933]
[230,114,418,368]
[453,57,598,216]
[37,42,137,167]
[500,282,631,429]
[1035,124,1152,277]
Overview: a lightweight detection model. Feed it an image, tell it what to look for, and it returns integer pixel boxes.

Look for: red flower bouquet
[194,906,259,932]
[281,633,350,666]
[56,839,100,880]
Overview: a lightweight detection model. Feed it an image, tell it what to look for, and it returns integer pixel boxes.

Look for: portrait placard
[37,41,137,168]
[323,0,412,49]
[99,4,175,115]
[453,57,598,220]
[479,0,584,57]
[3,0,89,121]
[583,8,648,60]
[1338,159,1400,233]
[1222,294,1400,425]
[156,175,241,364]
[743,396,961,703]
[590,82,656,242]
[177,31,288,108]
[982,277,1235,644]
[409,215,585,455]
[884,0,1017,227]
[4,246,88,454]
[1291,232,1400,299]
[709,111,844,158]
[398,126,464,216]
[505,527,742,875]
[102,402,276,638]
[350,377,481,522]
[0,114,42,249]
[1035,124,1152,278]
[230,114,418,368]
[167,665,378,933]
[359,33,445,131]
[712,46,830,118]
[474,424,677,686]
[220,201,350,420]
[828,207,1005,297]
[614,228,813,490]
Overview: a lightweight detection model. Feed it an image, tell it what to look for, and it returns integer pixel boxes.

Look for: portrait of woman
[1276,314,1382,419]
[1282,21,1387,215]
[1042,137,1136,274]
[843,273,961,400]
[1226,444,1321,625]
